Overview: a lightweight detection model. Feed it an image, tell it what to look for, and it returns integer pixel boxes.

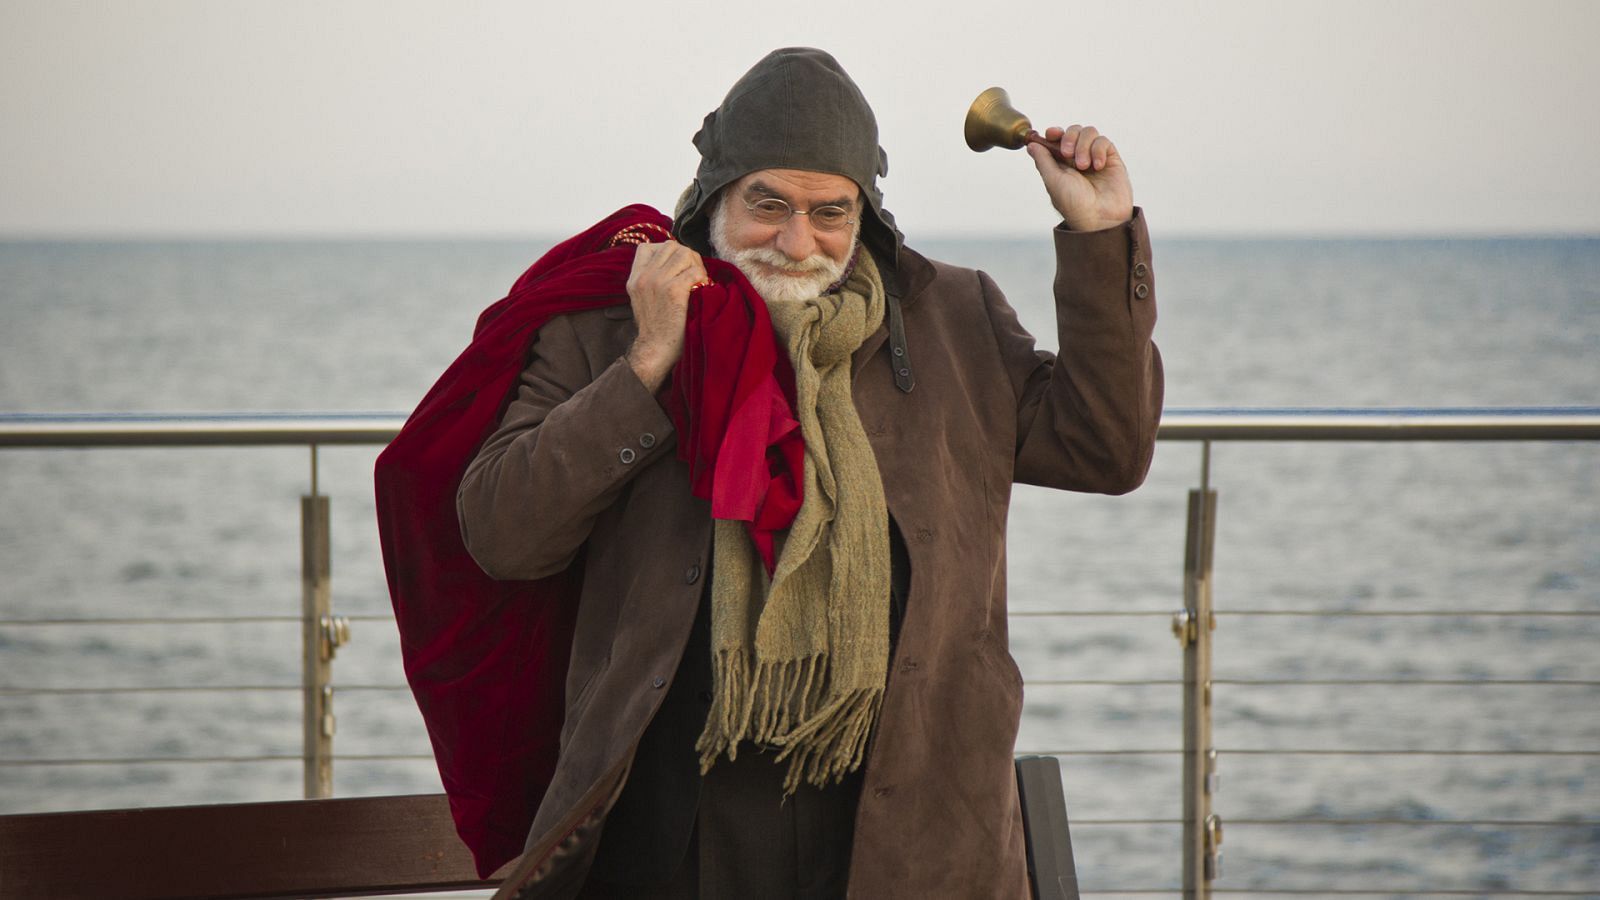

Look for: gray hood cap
[673,47,904,273]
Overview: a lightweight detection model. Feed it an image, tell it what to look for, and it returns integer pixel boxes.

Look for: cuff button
[618,447,637,464]
[1134,283,1150,299]
[639,432,657,449]
[1134,261,1149,277]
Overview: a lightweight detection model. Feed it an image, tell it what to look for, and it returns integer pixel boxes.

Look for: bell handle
[1022,130,1071,164]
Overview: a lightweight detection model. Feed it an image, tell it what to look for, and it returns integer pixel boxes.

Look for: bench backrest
[0,793,496,899]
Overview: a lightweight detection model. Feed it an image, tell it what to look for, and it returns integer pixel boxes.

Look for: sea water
[1,233,1596,894]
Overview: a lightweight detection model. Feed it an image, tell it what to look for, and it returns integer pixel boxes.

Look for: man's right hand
[623,240,709,393]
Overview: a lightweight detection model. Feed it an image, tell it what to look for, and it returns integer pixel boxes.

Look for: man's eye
[812,207,850,227]
[751,199,790,219]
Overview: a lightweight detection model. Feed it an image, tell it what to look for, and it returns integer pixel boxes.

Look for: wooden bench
[0,793,500,899]
[2,760,1077,899]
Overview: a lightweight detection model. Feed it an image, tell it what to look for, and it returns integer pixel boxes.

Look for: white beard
[709,200,859,304]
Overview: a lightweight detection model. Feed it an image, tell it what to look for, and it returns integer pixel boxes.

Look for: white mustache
[729,245,841,276]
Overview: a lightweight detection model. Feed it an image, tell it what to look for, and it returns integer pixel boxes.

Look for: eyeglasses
[741,197,857,233]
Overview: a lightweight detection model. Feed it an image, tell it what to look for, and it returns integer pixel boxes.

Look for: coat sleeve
[456,314,677,579]
[983,207,1164,494]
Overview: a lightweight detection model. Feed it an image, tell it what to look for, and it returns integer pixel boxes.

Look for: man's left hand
[1026,124,1134,232]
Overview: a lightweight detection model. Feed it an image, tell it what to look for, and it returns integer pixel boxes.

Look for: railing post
[301,444,348,799]
[1176,442,1220,897]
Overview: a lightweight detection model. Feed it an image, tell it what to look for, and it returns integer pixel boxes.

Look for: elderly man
[457,47,1161,899]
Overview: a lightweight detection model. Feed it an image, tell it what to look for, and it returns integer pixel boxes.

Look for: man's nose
[773,214,818,262]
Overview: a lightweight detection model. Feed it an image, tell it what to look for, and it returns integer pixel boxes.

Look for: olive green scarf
[696,251,892,792]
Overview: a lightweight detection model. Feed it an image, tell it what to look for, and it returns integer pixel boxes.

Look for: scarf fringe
[696,648,884,793]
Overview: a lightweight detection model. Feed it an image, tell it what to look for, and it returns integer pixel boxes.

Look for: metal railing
[2,407,1598,898]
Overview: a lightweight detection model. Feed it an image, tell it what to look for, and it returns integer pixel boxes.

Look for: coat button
[651,676,666,689]
[1134,261,1149,277]
[685,564,701,584]
[892,346,904,357]
[1134,283,1150,299]
[639,432,657,449]
[618,447,636,464]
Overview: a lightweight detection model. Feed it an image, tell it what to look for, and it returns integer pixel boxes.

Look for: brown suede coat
[458,210,1162,899]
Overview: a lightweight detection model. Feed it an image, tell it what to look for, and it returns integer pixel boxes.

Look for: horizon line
[3,228,1598,243]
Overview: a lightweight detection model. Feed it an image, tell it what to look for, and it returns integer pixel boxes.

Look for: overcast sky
[3,0,1597,238]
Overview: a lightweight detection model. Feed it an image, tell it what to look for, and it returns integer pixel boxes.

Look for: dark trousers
[578,577,860,898]
[580,747,860,900]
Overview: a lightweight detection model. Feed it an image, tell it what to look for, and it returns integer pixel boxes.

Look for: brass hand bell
[963,87,1069,163]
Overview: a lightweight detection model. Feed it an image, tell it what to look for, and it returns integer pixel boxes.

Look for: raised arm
[998,122,1163,491]
[987,212,1163,493]
[456,315,678,580]
[456,241,708,579]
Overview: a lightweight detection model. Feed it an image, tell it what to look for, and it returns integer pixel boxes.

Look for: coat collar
[890,245,936,309]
